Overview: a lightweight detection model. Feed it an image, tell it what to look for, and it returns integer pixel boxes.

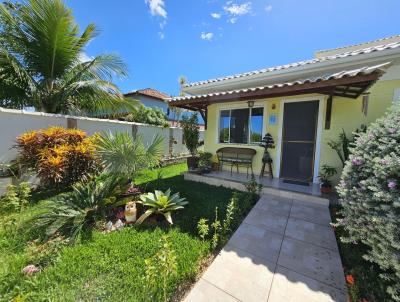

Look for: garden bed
[0,163,259,301]
[330,205,392,302]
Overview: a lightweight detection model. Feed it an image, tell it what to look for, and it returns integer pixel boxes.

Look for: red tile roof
[124,88,170,101]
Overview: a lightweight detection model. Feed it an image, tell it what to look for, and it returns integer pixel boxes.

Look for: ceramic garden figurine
[124,201,137,223]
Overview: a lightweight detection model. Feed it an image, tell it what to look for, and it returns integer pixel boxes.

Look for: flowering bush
[337,104,400,301]
[16,127,99,188]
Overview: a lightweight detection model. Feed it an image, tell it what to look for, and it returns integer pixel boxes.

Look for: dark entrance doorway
[280,100,319,184]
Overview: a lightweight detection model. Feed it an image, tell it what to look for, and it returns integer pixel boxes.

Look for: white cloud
[200,32,214,41]
[145,0,167,39]
[223,2,251,16]
[78,52,93,63]
[229,17,237,24]
[265,4,272,12]
[211,12,221,19]
[145,0,167,18]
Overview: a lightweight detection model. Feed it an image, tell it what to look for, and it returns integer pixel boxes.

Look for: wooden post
[67,118,77,129]
[325,94,333,130]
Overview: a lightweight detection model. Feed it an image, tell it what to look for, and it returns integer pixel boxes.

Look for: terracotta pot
[187,156,199,170]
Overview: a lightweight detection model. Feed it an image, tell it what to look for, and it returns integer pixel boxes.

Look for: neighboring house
[124,88,171,115]
[125,88,204,128]
[170,35,400,184]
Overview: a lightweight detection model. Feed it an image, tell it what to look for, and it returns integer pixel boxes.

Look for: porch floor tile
[183,193,347,302]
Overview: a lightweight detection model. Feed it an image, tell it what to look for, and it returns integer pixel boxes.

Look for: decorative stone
[22,264,40,276]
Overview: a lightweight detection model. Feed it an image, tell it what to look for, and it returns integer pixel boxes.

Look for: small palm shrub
[336,104,400,301]
[181,113,200,156]
[136,189,188,225]
[16,127,99,188]
[32,175,127,242]
[95,131,163,179]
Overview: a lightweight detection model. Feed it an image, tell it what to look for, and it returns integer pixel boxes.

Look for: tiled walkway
[184,194,347,302]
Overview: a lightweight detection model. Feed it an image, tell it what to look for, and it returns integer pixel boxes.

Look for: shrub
[123,105,169,127]
[198,152,213,170]
[31,175,127,242]
[16,127,99,188]
[0,182,31,213]
[181,113,200,156]
[95,131,163,180]
[336,104,400,301]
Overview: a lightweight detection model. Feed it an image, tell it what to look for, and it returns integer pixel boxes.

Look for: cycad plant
[32,175,126,242]
[95,131,164,179]
[0,0,133,114]
[136,189,188,225]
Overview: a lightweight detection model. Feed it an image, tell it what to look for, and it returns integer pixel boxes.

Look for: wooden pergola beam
[170,73,380,110]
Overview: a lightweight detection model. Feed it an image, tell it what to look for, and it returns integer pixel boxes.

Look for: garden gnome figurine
[124,201,137,223]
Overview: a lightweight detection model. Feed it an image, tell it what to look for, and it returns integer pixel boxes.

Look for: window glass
[219,105,263,144]
[250,107,263,143]
[219,110,230,143]
[230,108,249,143]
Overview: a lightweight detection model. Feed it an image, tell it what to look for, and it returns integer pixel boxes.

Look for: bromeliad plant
[136,189,188,225]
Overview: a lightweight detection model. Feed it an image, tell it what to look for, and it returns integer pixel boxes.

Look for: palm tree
[0,0,133,114]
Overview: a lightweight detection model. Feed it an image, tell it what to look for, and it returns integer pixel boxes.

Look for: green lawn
[0,163,257,301]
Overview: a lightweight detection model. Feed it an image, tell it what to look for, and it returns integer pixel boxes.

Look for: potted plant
[181,113,201,170]
[198,152,213,174]
[318,164,337,194]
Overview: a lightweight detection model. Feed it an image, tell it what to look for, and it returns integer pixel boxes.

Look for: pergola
[169,63,390,130]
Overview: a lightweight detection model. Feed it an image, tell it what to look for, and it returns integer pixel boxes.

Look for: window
[219,107,264,144]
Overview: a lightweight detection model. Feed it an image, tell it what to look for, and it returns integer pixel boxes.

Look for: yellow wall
[204,79,400,183]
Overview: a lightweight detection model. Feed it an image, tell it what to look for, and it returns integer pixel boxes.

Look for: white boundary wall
[0,108,204,163]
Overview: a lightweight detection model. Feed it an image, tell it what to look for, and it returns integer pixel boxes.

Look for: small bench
[216,147,256,176]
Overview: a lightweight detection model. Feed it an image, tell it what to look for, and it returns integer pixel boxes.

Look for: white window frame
[217,106,265,145]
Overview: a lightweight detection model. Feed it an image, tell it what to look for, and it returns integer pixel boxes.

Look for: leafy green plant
[198,152,213,171]
[0,182,31,213]
[136,189,188,225]
[197,218,209,241]
[31,175,126,242]
[318,164,337,187]
[95,131,163,179]
[0,0,133,114]
[327,126,366,167]
[245,174,263,196]
[222,193,238,239]
[211,207,221,249]
[181,113,200,156]
[123,104,169,127]
[144,235,178,302]
[336,104,400,301]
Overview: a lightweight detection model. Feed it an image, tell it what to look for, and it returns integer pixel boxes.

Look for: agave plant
[136,189,188,225]
[95,131,164,179]
[32,174,126,242]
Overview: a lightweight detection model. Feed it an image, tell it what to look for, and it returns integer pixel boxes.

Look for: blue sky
[65,0,400,96]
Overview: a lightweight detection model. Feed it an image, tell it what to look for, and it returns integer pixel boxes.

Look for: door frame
[275,96,325,183]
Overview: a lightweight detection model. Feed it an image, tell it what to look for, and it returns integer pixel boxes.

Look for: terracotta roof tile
[125,88,170,101]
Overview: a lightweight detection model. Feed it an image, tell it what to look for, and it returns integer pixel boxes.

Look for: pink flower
[388,128,396,134]
[351,157,363,166]
[22,264,40,276]
[388,181,397,189]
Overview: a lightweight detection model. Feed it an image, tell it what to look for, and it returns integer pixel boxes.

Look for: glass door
[280,101,319,184]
